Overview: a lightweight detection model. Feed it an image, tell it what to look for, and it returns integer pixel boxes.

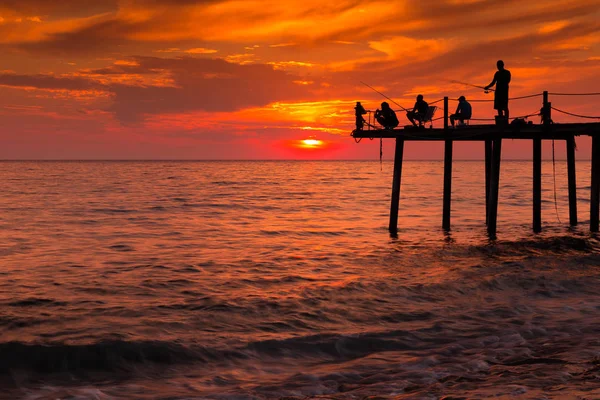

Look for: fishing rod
[360,81,409,112]
[449,80,495,93]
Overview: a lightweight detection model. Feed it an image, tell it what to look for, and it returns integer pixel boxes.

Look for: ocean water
[1,160,600,400]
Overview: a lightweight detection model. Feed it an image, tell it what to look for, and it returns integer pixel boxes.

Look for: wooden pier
[352,93,600,237]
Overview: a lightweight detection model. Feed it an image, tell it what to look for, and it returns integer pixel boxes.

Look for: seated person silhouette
[450,96,472,127]
[374,102,398,130]
[407,95,429,127]
[354,101,367,131]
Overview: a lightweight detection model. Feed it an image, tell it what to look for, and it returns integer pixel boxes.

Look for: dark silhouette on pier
[450,96,472,127]
[355,102,367,131]
[407,95,429,127]
[485,60,511,121]
[375,102,399,129]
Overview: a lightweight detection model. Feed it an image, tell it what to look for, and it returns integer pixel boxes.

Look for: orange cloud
[369,36,454,64]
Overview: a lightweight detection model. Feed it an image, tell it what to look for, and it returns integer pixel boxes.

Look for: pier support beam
[567,136,578,226]
[389,138,405,234]
[443,140,453,230]
[533,137,542,233]
[443,97,452,231]
[485,140,492,225]
[487,138,502,238]
[591,134,600,232]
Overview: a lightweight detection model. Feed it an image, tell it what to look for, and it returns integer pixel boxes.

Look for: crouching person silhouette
[374,102,399,130]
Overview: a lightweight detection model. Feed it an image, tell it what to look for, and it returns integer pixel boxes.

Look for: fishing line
[360,81,409,112]
[380,138,383,171]
[448,80,495,93]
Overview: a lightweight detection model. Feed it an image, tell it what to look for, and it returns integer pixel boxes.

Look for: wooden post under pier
[567,135,578,226]
[389,138,405,234]
[443,97,452,231]
[485,140,492,225]
[487,138,502,238]
[591,134,600,232]
[533,91,549,233]
[533,137,542,233]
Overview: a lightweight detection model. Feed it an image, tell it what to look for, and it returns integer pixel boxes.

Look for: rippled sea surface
[1,160,600,400]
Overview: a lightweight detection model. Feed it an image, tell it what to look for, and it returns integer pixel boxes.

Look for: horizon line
[0,159,590,162]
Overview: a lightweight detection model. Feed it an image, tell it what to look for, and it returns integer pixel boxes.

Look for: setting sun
[294,137,325,150]
[281,136,342,158]
[302,138,322,147]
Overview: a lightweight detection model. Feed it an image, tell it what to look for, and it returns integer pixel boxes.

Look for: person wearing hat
[407,95,429,127]
[374,102,399,130]
[450,96,472,127]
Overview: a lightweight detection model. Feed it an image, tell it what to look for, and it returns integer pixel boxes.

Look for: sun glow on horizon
[297,137,324,149]
[302,138,321,146]
[282,136,343,157]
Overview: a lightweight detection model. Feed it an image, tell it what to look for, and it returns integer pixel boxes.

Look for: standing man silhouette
[485,60,511,120]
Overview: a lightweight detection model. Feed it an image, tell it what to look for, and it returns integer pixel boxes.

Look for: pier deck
[352,122,600,141]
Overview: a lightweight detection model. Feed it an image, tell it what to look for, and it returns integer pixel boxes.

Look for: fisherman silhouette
[374,102,399,130]
[484,60,511,120]
[450,96,472,127]
[354,101,367,131]
[406,95,428,127]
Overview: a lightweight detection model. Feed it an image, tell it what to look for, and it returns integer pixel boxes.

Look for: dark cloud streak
[0,73,106,91]
[0,0,118,16]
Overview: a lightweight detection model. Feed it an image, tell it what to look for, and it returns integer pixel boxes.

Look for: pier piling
[485,140,492,225]
[487,138,502,237]
[533,137,542,233]
[443,97,452,231]
[532,91,550,233]
[591,134,600,232]
[567,135,578,226]
[389,138,405,234]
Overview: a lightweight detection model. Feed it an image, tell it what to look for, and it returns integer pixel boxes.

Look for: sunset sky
[1,0,599,159]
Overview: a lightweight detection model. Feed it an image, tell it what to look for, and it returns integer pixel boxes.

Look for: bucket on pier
[495,116,508,127]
